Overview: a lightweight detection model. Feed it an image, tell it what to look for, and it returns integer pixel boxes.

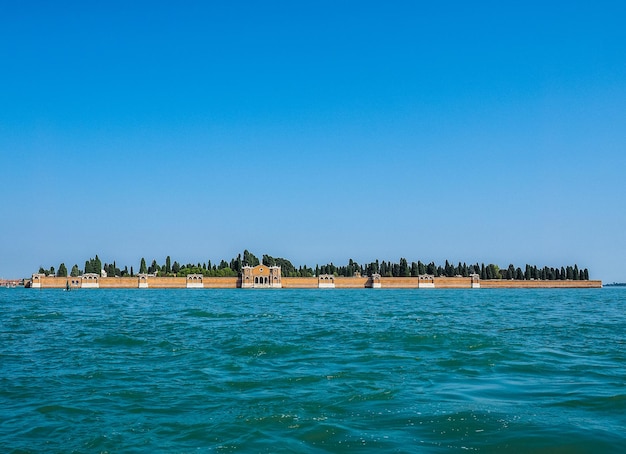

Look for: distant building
[30,273,46,288]
[82,273,100,288]
[187,274,204,288]
[241,264,282,288]
[418,274,435,288]
[318,274,335,288]
[138,273,149,288]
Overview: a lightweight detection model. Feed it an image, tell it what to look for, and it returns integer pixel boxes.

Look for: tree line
[37,251,590,281]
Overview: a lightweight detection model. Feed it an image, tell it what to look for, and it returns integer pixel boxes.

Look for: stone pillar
[241,266,253,288]
[269,266,282,288]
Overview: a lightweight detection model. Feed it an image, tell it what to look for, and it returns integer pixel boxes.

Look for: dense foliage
[37,251,590,280]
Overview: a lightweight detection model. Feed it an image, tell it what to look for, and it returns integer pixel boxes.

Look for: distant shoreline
[26,275,602,289]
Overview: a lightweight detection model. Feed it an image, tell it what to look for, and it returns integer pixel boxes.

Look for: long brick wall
[205,277,240,288]
[334,277,370,288]
[480,279,602,289]
[28,275,602,289]
[281,277,318,288]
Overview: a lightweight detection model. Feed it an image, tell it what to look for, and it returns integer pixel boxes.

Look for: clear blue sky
[1,1,625,282]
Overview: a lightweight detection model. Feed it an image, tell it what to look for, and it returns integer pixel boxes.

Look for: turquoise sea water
[1,288,625,453]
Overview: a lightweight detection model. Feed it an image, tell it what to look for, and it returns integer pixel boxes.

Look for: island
[26,251,601,289]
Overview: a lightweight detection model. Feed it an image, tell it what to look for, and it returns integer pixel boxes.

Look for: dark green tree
[94,255,102,276]
[506,264,515,280]
[397,258,409,277]
[70,264,80,277]
[148,259,159,274]
[273,257,296,276]
[57,263,67,277]
[139,258,147,274]
[243,250,259,267]
[262,254,276,266]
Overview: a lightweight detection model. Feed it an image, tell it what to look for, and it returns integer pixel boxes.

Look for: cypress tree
[399,258,410,277]
[140,258,147,274]
[236,254,242,273]
[94,255,102,276]
[57,263,68,277]
[507,264,515,280]
[243,250,259,267]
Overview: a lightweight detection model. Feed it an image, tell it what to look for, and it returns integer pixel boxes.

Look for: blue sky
[1,1,625,282]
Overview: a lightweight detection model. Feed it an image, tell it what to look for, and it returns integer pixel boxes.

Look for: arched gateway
[241,265,282,288]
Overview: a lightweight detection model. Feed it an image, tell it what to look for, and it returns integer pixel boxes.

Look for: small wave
[36,404,91,415]
[94,334,147,347]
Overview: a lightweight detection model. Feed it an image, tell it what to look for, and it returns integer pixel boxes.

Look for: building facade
[241,264,282,288]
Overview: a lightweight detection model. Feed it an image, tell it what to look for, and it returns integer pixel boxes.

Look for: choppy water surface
[1,288,625,452]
